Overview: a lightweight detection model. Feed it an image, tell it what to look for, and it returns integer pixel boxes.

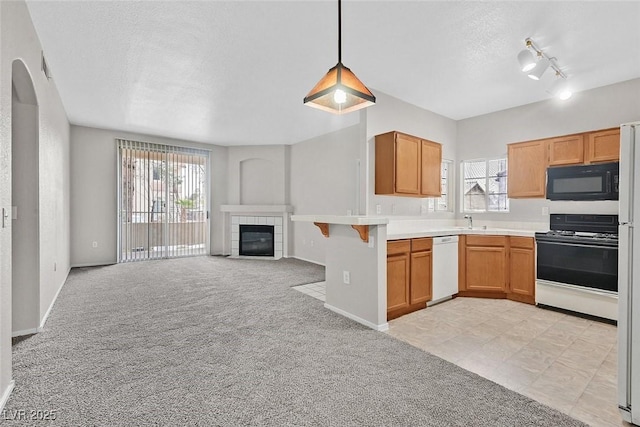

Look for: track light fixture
[517,38,572,100]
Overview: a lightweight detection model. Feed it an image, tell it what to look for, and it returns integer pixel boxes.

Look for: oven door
[536,238,618,292]
[546,163,619,201]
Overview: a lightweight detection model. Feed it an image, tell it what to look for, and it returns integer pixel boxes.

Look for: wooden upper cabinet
[420,139,442,196]
[507,140,547,198]
[548,135,585,166]
[375,131,442,197]
[394,134,421,194]
[586,128,620,163]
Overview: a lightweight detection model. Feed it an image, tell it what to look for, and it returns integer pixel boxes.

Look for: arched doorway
[11,60,40,336]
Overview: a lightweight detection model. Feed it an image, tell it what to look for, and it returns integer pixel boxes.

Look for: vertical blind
[117,139,210,262]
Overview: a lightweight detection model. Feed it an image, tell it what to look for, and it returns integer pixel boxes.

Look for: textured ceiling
[25,1,640,146]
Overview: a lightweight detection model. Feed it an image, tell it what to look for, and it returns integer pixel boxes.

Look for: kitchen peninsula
[292,215,543,331]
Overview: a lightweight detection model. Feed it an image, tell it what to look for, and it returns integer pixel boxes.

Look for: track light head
[527,57,550,80]
[517,49,536,72]
[548,77,572,100]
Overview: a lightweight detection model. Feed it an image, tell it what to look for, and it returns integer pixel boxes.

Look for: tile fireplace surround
[220,205,293,259]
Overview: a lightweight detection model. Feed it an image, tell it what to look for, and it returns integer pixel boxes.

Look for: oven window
[537,241,618,292]
[552,176,603,194]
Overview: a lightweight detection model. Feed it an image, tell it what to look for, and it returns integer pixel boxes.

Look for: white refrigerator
[619,121,640,423]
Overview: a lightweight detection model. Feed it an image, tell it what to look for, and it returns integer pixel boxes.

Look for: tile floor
[292,281,326,302]
[387,297,621,427]
[293,283,621,426]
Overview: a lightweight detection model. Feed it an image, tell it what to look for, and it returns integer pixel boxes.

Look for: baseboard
[0,380,15,413]
[39,268,69,330]
[324,303,388,332]
[291,256,326,267]
[70,262,115,268]
[12,328,39,338]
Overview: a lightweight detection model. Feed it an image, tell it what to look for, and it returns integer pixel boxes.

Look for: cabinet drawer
[510,236,534,249]
[387,240,411,255]
[465,235,507,247]
[411,237,433,252]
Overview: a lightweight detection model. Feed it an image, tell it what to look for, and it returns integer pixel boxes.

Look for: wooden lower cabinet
[464,235,507,292]
[458,235,535,304]
[410,251,432,304]
[387,238,433,320]
[508,236,536,304]
[387,240,411,312]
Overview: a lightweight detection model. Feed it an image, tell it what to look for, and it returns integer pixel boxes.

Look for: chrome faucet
[464,215,473,229]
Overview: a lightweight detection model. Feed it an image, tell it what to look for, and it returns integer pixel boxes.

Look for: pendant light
[303,0,375,114]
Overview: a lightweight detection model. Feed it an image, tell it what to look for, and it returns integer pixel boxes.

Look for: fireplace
[239,225,274,257]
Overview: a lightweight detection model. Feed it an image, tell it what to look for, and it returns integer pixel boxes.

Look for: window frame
[434,159,454,212]
[460,157,509,213]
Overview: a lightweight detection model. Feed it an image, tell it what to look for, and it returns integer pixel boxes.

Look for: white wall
[365,91,458,217]
[324,224,387,330]
[70,125,228,266]
[0,0,71,406]
[290,124,364,264]
[457,78,640,223]
[227,145,289,205]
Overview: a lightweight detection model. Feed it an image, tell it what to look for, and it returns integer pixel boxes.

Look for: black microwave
[546,162,619,201]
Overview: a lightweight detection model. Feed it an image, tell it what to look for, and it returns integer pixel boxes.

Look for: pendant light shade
[304,62,376,114]
[303,0,375,114]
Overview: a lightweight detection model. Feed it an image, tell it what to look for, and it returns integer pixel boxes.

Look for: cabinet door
[387,253,410,312]
[420,140,442,196]
[587,129,620,163]
[507,140,547,198]
[465,246,507,291]
[394,134,421,194]
[410,250,432,304]
[548,135,584,166]
[509,247,535,297]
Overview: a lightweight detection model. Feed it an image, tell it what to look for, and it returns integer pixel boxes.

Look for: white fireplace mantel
[220,205,294,214]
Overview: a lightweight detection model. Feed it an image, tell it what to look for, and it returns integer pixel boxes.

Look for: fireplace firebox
[239,225,275,257]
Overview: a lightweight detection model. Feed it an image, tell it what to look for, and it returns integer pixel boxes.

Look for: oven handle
[606,171,612,193]
[536,240,618,249]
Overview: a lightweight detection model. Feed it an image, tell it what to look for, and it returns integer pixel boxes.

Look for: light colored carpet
[4,256,586,426]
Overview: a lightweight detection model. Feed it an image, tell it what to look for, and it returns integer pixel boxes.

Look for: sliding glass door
[118,140,209,262]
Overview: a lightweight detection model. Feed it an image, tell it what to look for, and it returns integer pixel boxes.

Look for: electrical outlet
[346,209,352,216]
[542,206,550,215]
[420,204,428,214]
[343,271,350,284]
[392,204,396,214]
[92,241,98,248]
[376,204,382,214]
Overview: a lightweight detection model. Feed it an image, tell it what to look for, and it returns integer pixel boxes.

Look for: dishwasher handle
[433,235,459,245]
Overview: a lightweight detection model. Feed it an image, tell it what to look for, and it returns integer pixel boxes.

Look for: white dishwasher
[428,235,459,306]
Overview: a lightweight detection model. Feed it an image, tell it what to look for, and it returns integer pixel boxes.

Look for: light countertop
[387,227,537,240]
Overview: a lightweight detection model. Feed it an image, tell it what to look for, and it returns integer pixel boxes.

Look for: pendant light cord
[338,0,342,63]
